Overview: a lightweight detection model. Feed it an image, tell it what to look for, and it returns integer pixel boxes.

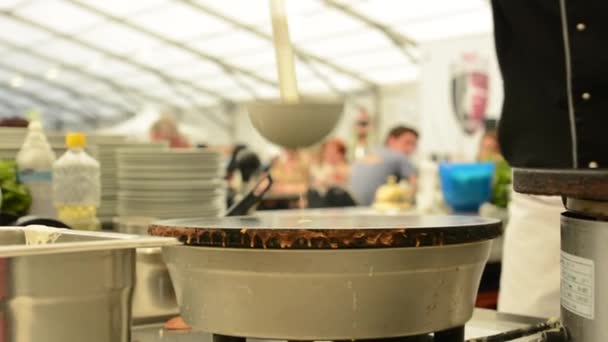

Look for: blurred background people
[349,107,375,161]
[225,144,262,208]
[0,117,29,127]
[269,149,309,196]
[149,114,191,148]
[478,130,501,161]
[350,125,419,206]
[308,138,355,208]
[310,138,350,191]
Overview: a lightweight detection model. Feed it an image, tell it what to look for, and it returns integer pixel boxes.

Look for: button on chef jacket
[491,0,608,169]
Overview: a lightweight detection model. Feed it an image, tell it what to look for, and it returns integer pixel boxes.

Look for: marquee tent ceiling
[0,0,492,126]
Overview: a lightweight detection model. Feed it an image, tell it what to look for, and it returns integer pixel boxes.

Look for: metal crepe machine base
[162,240,492,340]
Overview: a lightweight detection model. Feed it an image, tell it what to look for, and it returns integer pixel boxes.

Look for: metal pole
[270,0,300,103]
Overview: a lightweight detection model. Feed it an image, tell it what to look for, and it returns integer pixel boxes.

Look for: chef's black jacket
[491,0,608,169]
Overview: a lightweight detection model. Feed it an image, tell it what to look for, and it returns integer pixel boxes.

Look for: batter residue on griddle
[148,224,498,249]
[148,215,502,249]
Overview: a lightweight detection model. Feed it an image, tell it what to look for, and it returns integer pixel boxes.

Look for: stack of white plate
[46,132,66,146]
[94,141,167,222]
[87,135,127,222]
[0,127,27,145]
[0,130,117,161]
[117,148,225,219]
[0,128,66,161]
[0,144,20,160]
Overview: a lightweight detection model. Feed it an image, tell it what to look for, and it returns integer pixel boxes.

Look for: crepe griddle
[148,215,501,249]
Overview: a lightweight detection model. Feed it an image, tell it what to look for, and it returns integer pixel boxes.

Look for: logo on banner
[450,53,489,135]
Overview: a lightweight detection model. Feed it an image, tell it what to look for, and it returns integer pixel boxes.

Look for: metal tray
[114,217,180,323]
[0,226,178,342]
[0,226,179,257]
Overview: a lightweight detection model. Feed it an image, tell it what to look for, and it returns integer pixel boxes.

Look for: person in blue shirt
[349,126,418,206]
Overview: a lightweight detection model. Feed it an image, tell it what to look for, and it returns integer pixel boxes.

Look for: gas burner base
[211,327,465,342]
[213,335,246,342]
[434,326,465,342]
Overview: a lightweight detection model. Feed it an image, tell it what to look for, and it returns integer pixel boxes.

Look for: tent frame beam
[0,8,239,131]
[0,61,135,117]
[323,0,419,63]
[0,39,231,132]
[0,38,202,111]
[0,83,97,122]
[177,0,378,89]
[0,9,232,103]
[65,0,280,89]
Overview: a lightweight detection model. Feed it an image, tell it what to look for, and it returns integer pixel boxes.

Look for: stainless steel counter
[132,309,545,342]
[466,309,545,340]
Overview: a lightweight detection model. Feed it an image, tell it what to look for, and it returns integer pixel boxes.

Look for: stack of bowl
[117,148,225,219]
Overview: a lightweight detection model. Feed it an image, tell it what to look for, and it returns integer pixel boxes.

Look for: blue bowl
[439,162,495,212]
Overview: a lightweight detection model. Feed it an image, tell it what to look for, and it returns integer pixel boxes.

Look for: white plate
[118,188,223,196]
[118,195,224,204]
[119,206,223,214]
[117,147,215,155]
[118,179,225,191]
[116,159,221,165]
[117,208,221,218]
[118,194,223,203]
[117,171,222,180]
[118,197,224,206]
[118,205,222,212]
[117,161,222,171]
[117,160,222,170]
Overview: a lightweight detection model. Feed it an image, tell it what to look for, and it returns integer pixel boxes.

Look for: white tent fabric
[0,0,492,127]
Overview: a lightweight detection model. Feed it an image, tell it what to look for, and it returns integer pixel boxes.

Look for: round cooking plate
[513,167,608,200]
[149,214,502,249]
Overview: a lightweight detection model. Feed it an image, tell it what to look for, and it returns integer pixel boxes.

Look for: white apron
[497,191,563,318]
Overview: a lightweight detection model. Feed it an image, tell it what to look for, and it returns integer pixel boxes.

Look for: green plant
[490,158,511,209]
[0,160,31,216]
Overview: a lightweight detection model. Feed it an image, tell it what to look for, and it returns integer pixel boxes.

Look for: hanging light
[133,48,151,61]
[87,56,103,71]
[9,74,24,88]
[45,66,60,80]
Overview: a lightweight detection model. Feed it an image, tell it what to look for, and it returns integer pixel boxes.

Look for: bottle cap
[66,132,87,148]
[28,120,42,131]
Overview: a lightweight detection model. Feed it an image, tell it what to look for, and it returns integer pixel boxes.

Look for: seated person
[310,138,350,192]
[350,126,418,206]
[226,144,262,208]
[308,138,355,208]
[149,114,191,148]
[270,149,309,195]
[478,130,501,162]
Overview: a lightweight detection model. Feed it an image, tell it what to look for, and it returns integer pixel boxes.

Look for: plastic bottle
[16,120,56,218]
[53,133,100,230]
[416,154,441,214]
